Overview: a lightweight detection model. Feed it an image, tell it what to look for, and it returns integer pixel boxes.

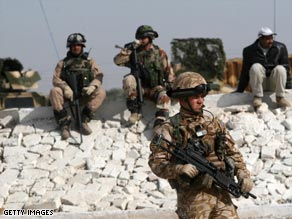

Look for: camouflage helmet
[66,33,86,48]
[168,72,210,98]
[135,25,159,40]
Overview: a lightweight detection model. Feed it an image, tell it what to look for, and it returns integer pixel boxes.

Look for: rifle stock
[66,72,83,144]
[153,134,256,199]
[115,43,144,106]
[132,48,144,105]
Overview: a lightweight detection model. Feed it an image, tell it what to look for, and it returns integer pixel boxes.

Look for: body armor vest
[135,45,165,88]
[61,53,93,95]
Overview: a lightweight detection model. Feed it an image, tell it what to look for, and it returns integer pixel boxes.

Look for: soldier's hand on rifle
[132,39,141,49]
[83,85,97,96]
[124,40,141,50]
[237,170,253,193]
[64,86,73,101]
[177,164,199,178]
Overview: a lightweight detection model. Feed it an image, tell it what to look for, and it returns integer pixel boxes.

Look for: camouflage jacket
[52,52,103,90]
[149,109,250,190]
[114,44,175,88]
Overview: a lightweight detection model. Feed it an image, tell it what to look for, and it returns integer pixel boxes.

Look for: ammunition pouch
[61,55,93,97]
[215,132,227,161]
[139,66,152,88]
[133,45,165,88]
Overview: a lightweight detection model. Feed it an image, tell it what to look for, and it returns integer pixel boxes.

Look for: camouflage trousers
[176,186,239,219]
[123,74,170,110]
[49,86,106,112]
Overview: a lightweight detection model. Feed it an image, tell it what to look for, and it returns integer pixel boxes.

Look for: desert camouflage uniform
[50,52,106,120]
[149,108,251,219]
[114,44,175,117]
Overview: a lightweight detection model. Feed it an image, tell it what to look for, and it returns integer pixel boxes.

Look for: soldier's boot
[81,122,92,135]
[276,96,291,108]
[81,107,94,135]
[253,96,262,108]
[126,98,141,125]
[60,123,70,140]
[154,109,169,127]
[128,113,142,124]
[54,109,71,140]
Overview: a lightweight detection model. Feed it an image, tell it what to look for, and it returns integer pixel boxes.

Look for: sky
[1,0,292,94]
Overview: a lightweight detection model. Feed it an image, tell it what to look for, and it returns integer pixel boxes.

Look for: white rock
[261,145,276,160]
[267,119,285,133]
[0,168,20,185]
[12,124,35,136]
[126,131,139,143]
[113,198,130,210]
[282,118,292,130]
[6,192,28,204]
[112,148,127,161]
[52,140,69,151]
[0,115,15,128]
[22,134,42,147]
[283,157,292,166]
[40,136,55,145]
[118,170,130,180]
[28,144,51,155]
[20,168,50,181]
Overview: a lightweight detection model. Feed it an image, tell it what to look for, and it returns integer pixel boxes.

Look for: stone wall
[1,91,292,218]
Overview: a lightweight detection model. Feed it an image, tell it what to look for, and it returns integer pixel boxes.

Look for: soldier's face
[180,94,205,113]
[70,44,83,55]
[139,37,150,47]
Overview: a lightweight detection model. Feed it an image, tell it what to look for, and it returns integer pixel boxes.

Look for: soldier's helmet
[66,33,86,48]
[135,25,159,40]
[170,72,210,98]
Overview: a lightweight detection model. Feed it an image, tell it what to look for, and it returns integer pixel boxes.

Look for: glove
[177,164,199,178]
[83,85,97,96]
[63,86,73,101]
[237,170,253,193]
[124,40,141,50]
[240,177,253,193]
[121,48,131,56]
[132,39,141,49]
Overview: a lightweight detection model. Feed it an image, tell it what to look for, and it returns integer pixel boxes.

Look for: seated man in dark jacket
[236,27,291,108]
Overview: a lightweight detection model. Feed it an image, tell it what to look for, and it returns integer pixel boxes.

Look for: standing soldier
[114,25,175,125]
[149,72,254,219]
[50,33,106,140]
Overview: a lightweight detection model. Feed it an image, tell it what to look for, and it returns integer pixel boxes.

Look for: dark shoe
[61,125,70,140]
[82,122,92,135]
[276,96,291,108]
[54,109,71,140]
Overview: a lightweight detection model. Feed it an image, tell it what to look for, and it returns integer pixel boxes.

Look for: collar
[180,107,203,119]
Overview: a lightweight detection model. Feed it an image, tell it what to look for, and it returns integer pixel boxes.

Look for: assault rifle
[152,134,257,199]
[66,72,83,144]
[115,42,144,108]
